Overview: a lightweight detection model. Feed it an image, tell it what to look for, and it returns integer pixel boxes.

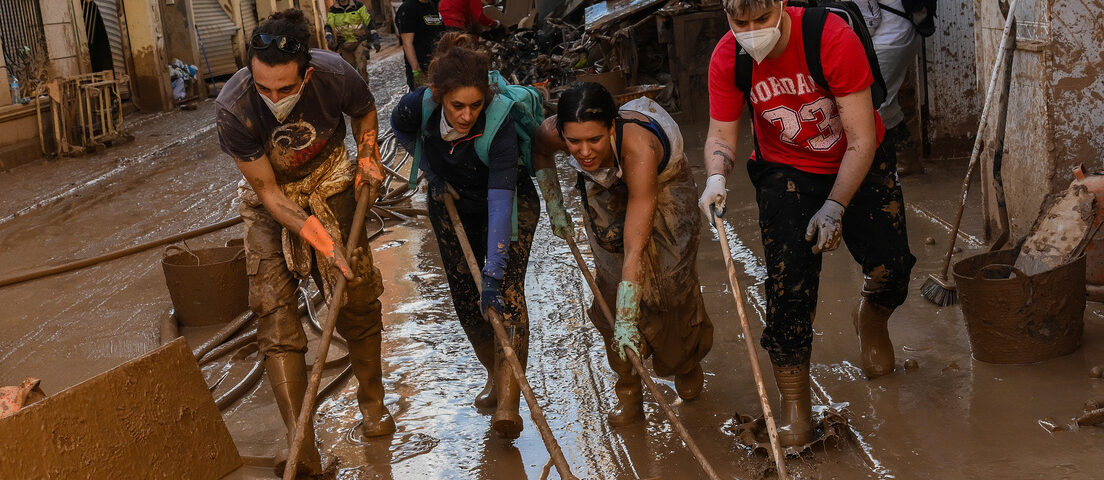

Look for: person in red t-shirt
[699,0,915,446]
[439,0,500,32]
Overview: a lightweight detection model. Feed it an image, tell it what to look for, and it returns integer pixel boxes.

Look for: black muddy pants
[748,142,916,367]
[425,176,539,349]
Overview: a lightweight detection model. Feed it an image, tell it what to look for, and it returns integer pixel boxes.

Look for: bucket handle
[164,243,200,262]
[978,264,1035,306]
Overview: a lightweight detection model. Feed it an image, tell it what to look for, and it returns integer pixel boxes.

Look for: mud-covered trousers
[747,142,916,367]
[241,186,384,358]
[338,41,371,86]
[425,176,539,353]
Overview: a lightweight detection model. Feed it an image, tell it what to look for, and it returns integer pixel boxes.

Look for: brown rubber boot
[346,333,396,437]
[491,330,526,439]
[472,339,497,409]
[773,362,813,447]
[675,363,704,401]
[605,342,644,426]
[853,298,896,378]
[266,353,324,477]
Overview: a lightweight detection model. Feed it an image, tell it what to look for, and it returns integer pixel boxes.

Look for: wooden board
[0,338,242,479]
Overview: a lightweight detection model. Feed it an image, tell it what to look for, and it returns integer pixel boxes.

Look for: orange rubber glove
[299,215,354,280]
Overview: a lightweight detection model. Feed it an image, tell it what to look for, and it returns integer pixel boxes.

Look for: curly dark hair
[428,32,491,104]
[247,8,313,77]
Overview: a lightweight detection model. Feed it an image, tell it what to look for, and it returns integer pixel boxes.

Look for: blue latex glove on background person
[535,168,573,239]
[481,275,504,316]
[612,280,643,361]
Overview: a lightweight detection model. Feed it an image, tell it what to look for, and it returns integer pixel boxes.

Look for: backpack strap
[469,90,523,242]
[801,6,832,96]
[878,3,911,21]
[732,46,766,163]
[472,93,512,165]
[408,87,437,189]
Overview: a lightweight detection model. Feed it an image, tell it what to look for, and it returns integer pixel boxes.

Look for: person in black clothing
[396,0,444,90]
[390,32,538,440]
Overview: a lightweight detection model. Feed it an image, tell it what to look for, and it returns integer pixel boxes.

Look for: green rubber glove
[535,167,573,240]
[612,280,643,362]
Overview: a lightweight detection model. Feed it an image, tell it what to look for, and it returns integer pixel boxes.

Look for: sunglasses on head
[250,34,305,54]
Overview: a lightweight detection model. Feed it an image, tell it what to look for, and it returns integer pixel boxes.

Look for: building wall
[978,0,1104,240]
[161,0,200,66]
[40,0,88,78]
[0,36,10,106]
[926,0,982,141]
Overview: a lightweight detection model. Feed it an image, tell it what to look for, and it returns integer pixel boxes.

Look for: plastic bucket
[952,249,1085,364]
[162,245,248,326]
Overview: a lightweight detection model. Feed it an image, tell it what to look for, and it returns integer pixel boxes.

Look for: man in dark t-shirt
[215,9,393,477]
[395,0,444,89]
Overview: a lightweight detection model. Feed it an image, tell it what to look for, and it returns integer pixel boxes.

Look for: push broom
[920,0,1018,306]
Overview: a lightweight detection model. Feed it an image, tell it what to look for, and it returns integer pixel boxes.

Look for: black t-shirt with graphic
[215,49,376,184]
[395,0,444,71]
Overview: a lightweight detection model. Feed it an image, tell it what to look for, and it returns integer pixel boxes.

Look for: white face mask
[261,78,307,123]
[732,2,784,64]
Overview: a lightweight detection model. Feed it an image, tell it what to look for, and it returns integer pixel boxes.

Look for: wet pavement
[2,49,1104,479]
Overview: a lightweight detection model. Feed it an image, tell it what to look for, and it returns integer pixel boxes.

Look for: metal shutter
[91,0,129,96]
[193,0,239,77]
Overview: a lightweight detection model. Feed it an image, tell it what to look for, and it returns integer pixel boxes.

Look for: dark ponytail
[556,82,618,132]
[428,32,491,104]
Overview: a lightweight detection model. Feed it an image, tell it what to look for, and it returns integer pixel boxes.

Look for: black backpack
[733,1,888,109]
[880,0,937,37]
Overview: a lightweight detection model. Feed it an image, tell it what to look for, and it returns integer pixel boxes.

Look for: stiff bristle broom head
[921,273,958,306]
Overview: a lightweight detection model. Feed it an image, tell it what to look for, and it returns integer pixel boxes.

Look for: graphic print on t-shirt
[271,120,328,169]
[750,72,843,153]
[708,7,885,174]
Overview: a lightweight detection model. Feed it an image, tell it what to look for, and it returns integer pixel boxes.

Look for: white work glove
[698,174,728,218]
[805,199,846,254]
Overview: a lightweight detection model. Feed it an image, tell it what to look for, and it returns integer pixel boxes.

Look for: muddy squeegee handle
[712,209,789,479]
[441,195,577,480]
[284,184,372,480]
[562,235,724,480]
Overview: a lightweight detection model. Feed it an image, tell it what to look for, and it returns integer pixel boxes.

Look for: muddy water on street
[1,48,1103,480]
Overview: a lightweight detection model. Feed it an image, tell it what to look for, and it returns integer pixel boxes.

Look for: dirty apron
[238,144,385,356]
[574,97,713,377]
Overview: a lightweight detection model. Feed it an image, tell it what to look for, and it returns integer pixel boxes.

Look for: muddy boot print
[347,332,396,437]
[773,362,812,447]
[472,339,498,409]
[605,341,644,426]
[266,353,324,477]
[854,298,896,378]
[491,327,526,438]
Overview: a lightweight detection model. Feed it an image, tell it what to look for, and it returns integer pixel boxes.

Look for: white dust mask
[732,3,784,64]
[261,78,307,123]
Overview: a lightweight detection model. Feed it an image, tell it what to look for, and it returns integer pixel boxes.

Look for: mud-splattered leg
[842,142,917,378]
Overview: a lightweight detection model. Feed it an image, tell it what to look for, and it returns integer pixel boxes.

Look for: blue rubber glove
[612,280,643,362]
[535,167,573,240]
[481,275,504,316]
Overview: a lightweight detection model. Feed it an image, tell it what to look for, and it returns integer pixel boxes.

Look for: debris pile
[483,0,728,115]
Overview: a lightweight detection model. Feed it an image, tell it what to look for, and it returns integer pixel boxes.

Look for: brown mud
[2,51,1104,479]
